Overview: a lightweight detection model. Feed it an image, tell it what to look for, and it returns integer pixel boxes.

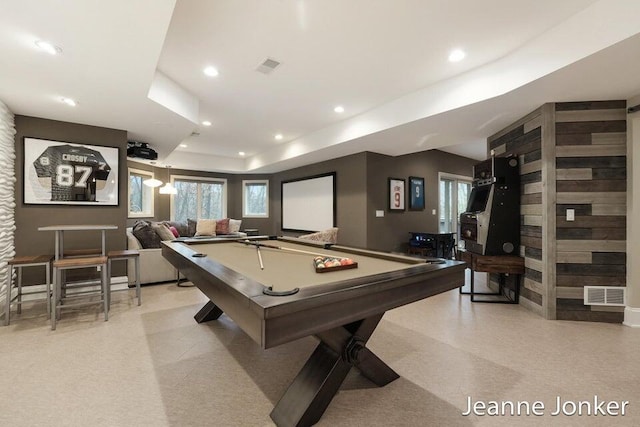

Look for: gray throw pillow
[187,218,197,237]
[132,220,162,249]
[163,221,189,237]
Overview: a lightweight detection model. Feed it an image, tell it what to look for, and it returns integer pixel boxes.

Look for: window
[170,175,227,222]
[128,168,154,218]
[243,180,269,218]
[438,172,472,236]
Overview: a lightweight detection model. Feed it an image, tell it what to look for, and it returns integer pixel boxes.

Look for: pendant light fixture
[159,166,177,194]
[142,177,163,187]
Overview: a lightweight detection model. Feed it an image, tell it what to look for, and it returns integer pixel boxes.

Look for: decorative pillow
[163,221,188,237]
[298,227,339,244]
[132,220,162,249]
[195,219,217,236]
[152,222,175,241]
[216,218,230,234]
[168,226,180,238]
[187,218,197,237]
[229,219,242,233]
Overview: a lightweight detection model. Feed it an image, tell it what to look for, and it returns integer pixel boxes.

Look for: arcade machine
[458,155,524,303]
[460,156,520,255]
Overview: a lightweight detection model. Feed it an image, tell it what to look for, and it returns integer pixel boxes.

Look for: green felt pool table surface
[181,237,423,292]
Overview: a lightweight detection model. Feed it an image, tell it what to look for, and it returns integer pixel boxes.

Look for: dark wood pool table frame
[162,237,466,427]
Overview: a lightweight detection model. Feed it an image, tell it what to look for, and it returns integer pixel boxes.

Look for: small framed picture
[388,178,405,211]
[409,176,425,210]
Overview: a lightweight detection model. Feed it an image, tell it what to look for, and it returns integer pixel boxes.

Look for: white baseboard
[623,306,640,328]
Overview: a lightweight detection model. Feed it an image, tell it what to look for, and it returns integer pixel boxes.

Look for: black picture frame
[388,177,405,211]
[23,137,119,206]
[409,176,425,210]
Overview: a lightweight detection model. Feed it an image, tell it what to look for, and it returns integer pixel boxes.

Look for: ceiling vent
[256,58,281,75]
[584,286,626,306]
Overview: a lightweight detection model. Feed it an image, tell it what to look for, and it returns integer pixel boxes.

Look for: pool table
[162,236,466,427]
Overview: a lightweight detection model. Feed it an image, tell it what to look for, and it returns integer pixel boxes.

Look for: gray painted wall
[366,150,477,252]
[15,115,128,282]
[269,150,476,251]
[271,153,368,247]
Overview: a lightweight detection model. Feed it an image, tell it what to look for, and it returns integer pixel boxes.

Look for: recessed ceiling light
[203,66,219,77]
[60,97,77,107]
[202,120,212,126]
[179,143,188,148]
[274,133,283,140]
[238,151,245,156]
[448,49,466,62]
[35,40,62,55]
[334,106,345,113]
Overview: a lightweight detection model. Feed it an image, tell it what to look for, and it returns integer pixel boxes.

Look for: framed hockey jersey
[23,137,119,205]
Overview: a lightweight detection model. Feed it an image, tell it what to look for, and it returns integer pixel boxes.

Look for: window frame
[242,179,269,218]
[169,174,228,221]
[128,167,155,218]
[437,171,472,236]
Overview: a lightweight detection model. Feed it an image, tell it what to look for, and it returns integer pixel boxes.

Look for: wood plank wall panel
[488,108,543,309]
[541,103,557,319]
[554,100,626,323]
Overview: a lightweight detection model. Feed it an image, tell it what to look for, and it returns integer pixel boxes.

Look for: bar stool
[4,255,53,326]
[58,249,102,299]
[106,250,141,309]
[51,256,109,330]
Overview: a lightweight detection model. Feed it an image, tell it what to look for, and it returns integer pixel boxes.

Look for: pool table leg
[270,313,398,427]
[194,300,223,323]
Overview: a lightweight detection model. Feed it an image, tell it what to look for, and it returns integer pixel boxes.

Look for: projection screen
[281,173,336,232]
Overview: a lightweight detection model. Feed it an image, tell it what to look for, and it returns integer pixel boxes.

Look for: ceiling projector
[127,141,158,160]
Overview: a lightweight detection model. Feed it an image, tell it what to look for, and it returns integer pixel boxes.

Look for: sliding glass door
[439,173,472,236]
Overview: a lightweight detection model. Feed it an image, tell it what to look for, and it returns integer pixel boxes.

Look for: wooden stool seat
[8,255,54,265]
[4,255,54,326]
[107,250,141,308]
[107,250,139,259]
[51,256,108,330]
[53,256,108,269]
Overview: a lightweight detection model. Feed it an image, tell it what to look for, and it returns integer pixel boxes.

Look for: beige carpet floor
[1,273,639,426]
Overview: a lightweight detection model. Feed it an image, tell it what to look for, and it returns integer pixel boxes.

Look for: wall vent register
[584,286,626,306]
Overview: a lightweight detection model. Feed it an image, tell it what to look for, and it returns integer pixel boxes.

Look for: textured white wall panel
[0,100,16,318]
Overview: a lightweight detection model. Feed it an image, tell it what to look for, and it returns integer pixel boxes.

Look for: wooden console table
[457,249,524,304]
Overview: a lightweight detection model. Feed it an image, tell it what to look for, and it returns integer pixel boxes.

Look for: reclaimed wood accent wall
[488,108,545,316]
[555,101,626,322]
[486,100,627,322]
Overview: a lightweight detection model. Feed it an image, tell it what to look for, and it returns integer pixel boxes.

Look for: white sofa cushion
[126,227,179,284]
[127,228,142,250]
[195,219,217,236]
[229,219,242,233]
[152,222,175,241]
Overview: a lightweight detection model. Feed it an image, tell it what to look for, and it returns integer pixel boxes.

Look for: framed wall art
[388,177,405,211]
[409,176,425,210]
[23,137,119,206]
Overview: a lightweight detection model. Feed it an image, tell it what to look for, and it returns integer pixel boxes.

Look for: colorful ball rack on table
[313,256,358,273]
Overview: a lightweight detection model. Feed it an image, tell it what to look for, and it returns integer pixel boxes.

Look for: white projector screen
[282,173,336,232]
